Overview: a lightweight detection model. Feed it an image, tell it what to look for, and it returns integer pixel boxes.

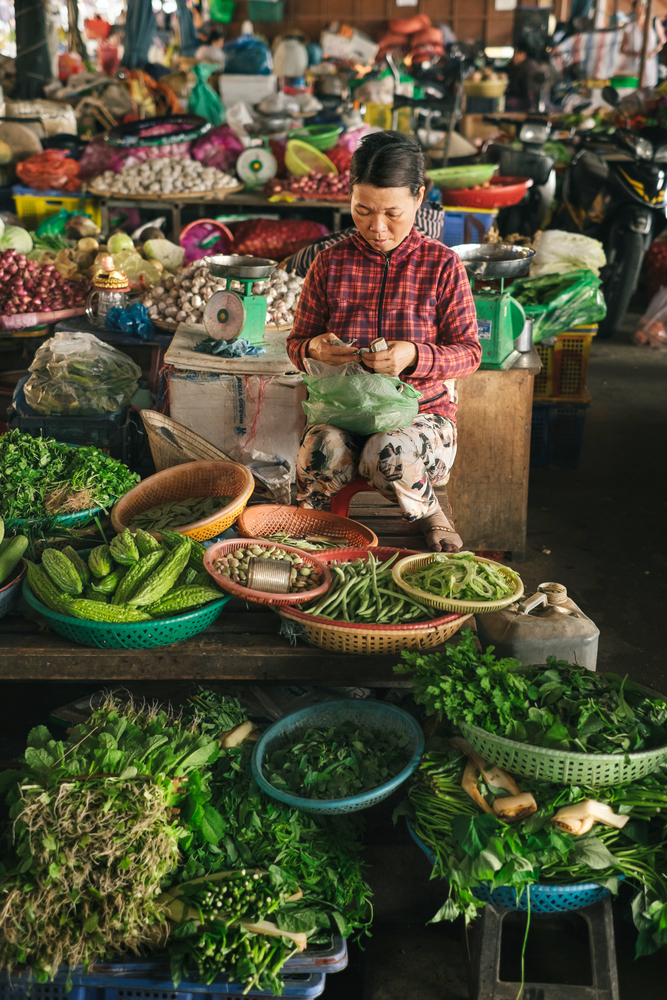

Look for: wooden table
[0,599,455,684]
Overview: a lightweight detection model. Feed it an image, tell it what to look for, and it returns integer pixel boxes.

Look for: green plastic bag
[509,268,607,343]
[302,373,422,436]
[36,208,96,237]
[188,64,225,126]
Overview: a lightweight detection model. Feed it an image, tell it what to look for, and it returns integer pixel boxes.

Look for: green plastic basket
[22,548,231,649]
[4,504,107,532]
[210,0,235,22]
[460,698,667,787]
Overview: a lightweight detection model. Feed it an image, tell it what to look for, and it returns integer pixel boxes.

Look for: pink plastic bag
[192,124,244,173]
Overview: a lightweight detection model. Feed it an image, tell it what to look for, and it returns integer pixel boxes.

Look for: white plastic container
[219,74,277,108]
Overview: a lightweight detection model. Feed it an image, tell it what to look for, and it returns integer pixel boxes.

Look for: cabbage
[107,232,135,254]
[143,239,184,272]
[0,225,33,254]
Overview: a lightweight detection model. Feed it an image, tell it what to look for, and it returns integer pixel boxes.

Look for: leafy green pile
[264,722,410,800]
[511,270,583,307]
[406,748,667,958]
[0,429,139,522]
[402,552,517,602]
[395,631,667,754]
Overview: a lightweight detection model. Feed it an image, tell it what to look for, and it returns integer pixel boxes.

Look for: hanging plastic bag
[633,286,667,348]
[188,64,225,126]
[223,34,273,75]
[302,360,421,436]
[509,268,607,343]
[24,331,141,416]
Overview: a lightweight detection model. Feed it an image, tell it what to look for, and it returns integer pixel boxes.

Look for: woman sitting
[286,131,481,552]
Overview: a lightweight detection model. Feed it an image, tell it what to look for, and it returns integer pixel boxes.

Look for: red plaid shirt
[286,228,480,422]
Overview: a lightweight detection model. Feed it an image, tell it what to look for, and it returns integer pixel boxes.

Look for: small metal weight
[246,557,291,594]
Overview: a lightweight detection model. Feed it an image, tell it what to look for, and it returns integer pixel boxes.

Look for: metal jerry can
[475,582,600,670]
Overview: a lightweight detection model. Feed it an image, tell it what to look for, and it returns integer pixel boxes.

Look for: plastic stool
[469,898,619,1000]
[329,477,376,517]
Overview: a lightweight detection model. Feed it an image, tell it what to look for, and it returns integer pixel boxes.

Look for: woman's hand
[307,332,359,365]
[363,340,418,377]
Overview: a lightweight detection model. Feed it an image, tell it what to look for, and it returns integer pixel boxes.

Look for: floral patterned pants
[296,414,457,521]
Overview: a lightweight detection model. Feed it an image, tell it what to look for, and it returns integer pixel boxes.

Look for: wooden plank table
[0,599,463,684]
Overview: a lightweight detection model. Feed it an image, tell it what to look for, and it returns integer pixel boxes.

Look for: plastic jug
[475,582,600,671]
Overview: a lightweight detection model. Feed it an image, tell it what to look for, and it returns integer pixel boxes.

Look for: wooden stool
[469,898,620,1000]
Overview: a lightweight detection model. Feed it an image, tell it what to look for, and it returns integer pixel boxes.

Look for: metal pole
[639,0,653,88]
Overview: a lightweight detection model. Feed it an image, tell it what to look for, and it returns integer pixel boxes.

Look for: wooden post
[639,0,653,87]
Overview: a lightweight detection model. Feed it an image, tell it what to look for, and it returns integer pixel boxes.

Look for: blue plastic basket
[408,823,616,913]
[22,548,231,649]
[251,699,424,815]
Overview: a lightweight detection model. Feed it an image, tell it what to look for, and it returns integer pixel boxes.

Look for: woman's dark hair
[349,131,425,197]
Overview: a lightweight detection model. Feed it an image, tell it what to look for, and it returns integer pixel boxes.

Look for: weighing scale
[202,255,278,348]
[452,244,536,370]
[236,147,278,190]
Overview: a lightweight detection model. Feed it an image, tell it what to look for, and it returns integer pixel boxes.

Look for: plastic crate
[0,972,325,1000]
[441,206,497,247]
[246,0,284,20]
[12,186,102,231]
[7,405,134,466]
[530,393,591,469]
[0,986,89,1000]
[533,324,597,399]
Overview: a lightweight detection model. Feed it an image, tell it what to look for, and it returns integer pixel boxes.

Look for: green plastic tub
[291,125,343,151]
[427,164,498,191]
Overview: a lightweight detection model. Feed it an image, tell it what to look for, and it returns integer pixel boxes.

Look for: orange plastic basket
[237,504,378,549]
[279,547,472,654]
[111,461,254,542]
[203,538,332,607]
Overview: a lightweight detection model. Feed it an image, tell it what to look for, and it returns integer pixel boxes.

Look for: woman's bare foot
[419,505,463,552]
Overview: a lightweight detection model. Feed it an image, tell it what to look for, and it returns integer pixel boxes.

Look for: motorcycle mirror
[602,85,620,107]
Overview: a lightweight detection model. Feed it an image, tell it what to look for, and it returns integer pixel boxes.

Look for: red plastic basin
[442,176,533,209]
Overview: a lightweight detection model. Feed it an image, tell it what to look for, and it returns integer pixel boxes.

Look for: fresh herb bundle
[0,429,139,522]
[264,722,410,800]
[395,631,667,754]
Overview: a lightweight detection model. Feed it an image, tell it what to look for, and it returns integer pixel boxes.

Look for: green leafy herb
[395,631,667,754]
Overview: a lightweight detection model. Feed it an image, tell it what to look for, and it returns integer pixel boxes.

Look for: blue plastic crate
[96,973,325,999]
[530,397,590,469]
[0,985,90,1000]
[441,206,497,247]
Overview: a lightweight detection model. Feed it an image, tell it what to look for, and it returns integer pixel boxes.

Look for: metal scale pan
[205,255,278,281]
[451,243,535,281]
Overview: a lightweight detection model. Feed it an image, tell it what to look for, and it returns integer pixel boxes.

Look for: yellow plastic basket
[12,187,102,231]
[111,460,254,542]
[534,325,597,399]
[392,553,523,615]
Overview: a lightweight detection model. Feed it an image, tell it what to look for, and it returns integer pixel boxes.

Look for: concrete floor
[1,317,666,998]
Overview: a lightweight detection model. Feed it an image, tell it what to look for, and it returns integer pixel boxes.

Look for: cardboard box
[461,114,501,142]
[168,370,306,485]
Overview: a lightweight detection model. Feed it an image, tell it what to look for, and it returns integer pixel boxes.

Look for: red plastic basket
[203,537,332,607]
[442,176,532,209]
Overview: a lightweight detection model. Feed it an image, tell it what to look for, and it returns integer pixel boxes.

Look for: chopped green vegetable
[402,551,517,602]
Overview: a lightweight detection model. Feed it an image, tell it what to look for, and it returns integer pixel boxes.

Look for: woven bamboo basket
[237,504,378,549]
[392,552,523,614]
[140,411,235,472]
[203,538,332,607]
[279,547,471,654]
[111,460,254,542]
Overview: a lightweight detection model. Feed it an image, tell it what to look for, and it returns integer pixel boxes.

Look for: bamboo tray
[0,307,86,332]
[88,184,244,201]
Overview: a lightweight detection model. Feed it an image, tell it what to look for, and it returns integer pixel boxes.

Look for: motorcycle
[554,87,667,339]
[484,115,557,237]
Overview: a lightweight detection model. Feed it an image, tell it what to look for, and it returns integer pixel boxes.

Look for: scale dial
[204,290,246,341]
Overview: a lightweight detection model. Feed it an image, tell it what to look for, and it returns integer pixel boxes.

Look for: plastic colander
[251,699,424,814]
[285,140,338,177]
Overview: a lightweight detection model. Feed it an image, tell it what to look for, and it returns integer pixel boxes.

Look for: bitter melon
[61,546,91,587]
[84,584,108,604]
[41,548,83,596]
[89,545,113,578]
[112,550,165,605]
[69,600,152,623]
[128,537,191,607]
[91,565,127,595]
[110,528,140,566]
[25,561,74,616]
[147,586,222,617]
[135,528,161,557]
